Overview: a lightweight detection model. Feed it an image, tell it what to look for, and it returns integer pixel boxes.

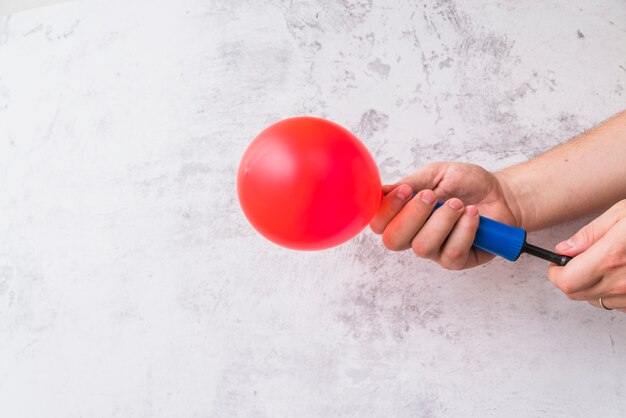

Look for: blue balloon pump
[432,202,571,266]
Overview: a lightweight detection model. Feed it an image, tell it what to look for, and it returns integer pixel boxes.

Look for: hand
[549,200,626,313]
[370,162,519,269]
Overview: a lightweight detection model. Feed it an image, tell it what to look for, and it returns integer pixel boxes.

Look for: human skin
[370,110,626,312]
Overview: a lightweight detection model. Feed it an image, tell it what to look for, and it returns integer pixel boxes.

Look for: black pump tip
[521,242,572,266]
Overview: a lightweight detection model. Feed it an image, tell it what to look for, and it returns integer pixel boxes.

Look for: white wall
[0,0,71,16]
[0,1,624,417]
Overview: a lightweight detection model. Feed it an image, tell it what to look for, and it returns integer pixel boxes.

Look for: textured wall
[0,0,71,16]
[0,1,625,417]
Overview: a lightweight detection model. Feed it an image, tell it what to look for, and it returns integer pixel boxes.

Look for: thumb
[384,163,444,194]
[556,202,626,255]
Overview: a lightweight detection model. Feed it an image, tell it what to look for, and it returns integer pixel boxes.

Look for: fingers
[587,295,626,310]
[549,217,626,299]
[548,246,604,297]
[555,200,626,256]
[381,190,438,251]
[370,184,414,234]
[373,187,480,269]
[439,205,480,269]
[411,198,466,259]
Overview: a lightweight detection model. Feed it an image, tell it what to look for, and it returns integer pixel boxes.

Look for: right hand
[370,162,519,270]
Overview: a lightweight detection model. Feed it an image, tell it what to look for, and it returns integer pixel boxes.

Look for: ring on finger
[599,297,613,311]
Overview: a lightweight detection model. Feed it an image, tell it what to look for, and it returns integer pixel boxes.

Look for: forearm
[496,110,626,231]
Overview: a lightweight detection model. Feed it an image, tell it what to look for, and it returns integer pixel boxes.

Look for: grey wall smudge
[44,18,80,41]
[366,57,390,79]
[354,109,389,139]
[0,15,10,45]
[0,79,9,110]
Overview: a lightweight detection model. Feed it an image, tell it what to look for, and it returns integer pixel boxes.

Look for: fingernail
[395,185,413,201]
[447,198,463,210]
[421,190,436,205]
[466,205,478,217]
[555,239,575,251]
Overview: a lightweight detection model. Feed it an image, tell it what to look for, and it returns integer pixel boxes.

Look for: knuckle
[370,223,383,235]
[460,212,479,229]
[438,259,464,271]
[382,232,404,252]
[567,292,585,301]
[560,286,577,298]
[552,275,576,295]
[576,226,594,247]
[411,239,435,259]
[442,246,465,262]
[600,251,626,273]
[424,162,444,172]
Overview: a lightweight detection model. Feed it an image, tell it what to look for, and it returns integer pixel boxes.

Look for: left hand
[549,199,626,312]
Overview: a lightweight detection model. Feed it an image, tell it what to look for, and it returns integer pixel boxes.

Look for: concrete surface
[0,0,625,417]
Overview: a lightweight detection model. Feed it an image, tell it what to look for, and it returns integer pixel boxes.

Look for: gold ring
[599,297,613,311]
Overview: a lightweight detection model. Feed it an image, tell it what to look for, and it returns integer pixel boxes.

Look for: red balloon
[237,117,382,250]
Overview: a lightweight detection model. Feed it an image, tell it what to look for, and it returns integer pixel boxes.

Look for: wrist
[494,168,537,230]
